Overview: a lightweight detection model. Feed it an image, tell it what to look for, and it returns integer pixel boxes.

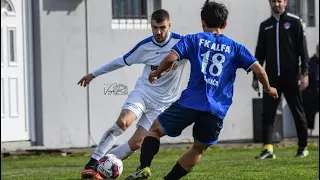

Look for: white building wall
[3,0,316,150]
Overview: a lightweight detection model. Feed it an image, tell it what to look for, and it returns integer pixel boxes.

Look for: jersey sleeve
[236,44,257,72]
[91,57,126,77]
[122,38,151,65]
[171,35,192,60]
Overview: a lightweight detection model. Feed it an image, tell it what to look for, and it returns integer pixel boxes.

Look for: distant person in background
[252,0,310,159]
[303,44,319,136]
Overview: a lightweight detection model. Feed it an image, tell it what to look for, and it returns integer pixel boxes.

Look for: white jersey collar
[152,32,172,47]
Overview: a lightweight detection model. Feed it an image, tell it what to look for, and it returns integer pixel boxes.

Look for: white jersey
[92,32,187,107]
[124,32,187,106]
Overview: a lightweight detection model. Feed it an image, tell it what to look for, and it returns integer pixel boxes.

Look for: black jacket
[306,55,319,90]
[253,12,309,80]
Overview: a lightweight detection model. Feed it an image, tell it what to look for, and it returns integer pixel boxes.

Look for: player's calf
[128,138,143,151]
[128,126,149,151]
[91,123,124,160]
[179,141,208,171]
[164,162,189,180]
[81,123,124,179]
[164,141,208,180]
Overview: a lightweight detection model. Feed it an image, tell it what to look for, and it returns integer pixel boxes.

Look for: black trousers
[262,75,308,148]
[303,88,319,130]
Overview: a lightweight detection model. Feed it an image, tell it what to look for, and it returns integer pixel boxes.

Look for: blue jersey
[172,32,257,119]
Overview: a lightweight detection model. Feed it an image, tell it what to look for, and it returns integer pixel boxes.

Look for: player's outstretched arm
[91,57,127,78]
[149,51,178,84]
[77,57,127,87]
[78,73,94,87]
[250,62,278,99]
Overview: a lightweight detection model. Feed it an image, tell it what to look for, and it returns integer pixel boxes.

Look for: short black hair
[151,9,170,23]
[201,1,229,28]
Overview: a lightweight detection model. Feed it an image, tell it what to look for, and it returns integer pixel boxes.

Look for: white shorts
[122,90,168,131]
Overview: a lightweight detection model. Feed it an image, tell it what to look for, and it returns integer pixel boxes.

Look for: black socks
[140,136,160,169]
[164,162,189,180]
[85,158,98,170]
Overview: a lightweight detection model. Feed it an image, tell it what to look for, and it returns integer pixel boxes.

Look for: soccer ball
[97,154,123,179]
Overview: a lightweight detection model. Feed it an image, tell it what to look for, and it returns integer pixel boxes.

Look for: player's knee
[149,125,159,134]
[116,110,137,131]
[149,127,162,138]
[149,120,165,137]
[116,115,134,131]
[116,119,128,131]
[192,142,208,154]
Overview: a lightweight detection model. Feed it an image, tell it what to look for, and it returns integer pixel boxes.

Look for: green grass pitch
[1,144,319,180]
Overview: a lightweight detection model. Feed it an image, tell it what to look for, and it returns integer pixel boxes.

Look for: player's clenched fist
[264,87,278,99]
[78,73,94,87]
[149,70,162,84]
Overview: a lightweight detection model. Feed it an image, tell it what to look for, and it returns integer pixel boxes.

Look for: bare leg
[178,140,208,171]
[164,140,208,180]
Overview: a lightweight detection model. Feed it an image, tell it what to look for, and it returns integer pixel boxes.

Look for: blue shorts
[158,101,223,146]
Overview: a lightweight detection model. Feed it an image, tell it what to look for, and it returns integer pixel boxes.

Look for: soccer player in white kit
[78,9,187,180]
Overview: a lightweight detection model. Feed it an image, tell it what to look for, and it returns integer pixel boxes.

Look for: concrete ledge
[1,137,318,156]
[1,141,33,152]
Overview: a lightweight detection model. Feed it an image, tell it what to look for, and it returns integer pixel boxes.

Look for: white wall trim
[111,19,151,30]
[22,0,35,143]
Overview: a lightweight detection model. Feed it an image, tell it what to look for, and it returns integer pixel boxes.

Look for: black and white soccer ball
[97,154,123,179]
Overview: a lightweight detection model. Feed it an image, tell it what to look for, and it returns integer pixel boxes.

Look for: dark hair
[151,9,170,23]
[201,1,229,28]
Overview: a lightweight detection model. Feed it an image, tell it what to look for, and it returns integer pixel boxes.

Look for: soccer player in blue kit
[126,1,278,180]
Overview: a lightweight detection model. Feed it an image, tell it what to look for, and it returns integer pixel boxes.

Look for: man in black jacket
[303,44,319,136]
[252,0,309,159]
